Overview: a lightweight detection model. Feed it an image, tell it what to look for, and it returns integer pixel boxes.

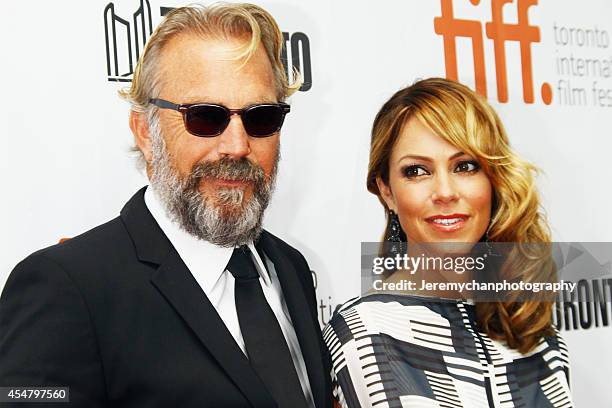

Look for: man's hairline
[148,30,278,103]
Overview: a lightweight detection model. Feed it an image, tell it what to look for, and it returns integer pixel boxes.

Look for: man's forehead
[159,34,272,75]
[155,33,277,104]
[160,32,258,64]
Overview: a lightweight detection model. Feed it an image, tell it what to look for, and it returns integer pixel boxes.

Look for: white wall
[1,0,611,405]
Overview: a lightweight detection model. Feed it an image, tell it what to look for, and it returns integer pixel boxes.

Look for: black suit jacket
[0,188,332,408]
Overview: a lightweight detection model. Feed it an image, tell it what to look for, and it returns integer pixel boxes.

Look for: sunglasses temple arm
[149,98,182,111]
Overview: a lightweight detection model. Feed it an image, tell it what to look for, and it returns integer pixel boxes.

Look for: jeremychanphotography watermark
[361,242,612,302]
[372,275,577,294]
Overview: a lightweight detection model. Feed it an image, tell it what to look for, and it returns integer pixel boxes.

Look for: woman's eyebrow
[396,151,466,164]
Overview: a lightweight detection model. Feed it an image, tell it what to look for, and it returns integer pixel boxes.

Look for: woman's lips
[425,214,469,232]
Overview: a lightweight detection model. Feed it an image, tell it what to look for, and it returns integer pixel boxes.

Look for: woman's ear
[376,176,397,212]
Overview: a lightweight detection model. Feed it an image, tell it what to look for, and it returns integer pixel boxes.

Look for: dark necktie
[227,245,309,408]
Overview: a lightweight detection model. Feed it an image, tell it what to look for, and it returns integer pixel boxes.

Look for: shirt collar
[144,186,271,293]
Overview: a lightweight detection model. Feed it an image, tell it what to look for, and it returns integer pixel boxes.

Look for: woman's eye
[402,165,429,178]
[455,160,480,173]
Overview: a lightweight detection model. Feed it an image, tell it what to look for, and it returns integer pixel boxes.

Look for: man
[0,4,331,407]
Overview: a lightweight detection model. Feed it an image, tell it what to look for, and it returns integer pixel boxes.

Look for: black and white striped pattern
[323,293,573,408]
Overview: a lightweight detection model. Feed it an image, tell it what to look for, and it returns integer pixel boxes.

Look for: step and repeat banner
[1,0,611,405]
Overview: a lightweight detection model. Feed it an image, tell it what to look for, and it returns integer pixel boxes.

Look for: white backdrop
[1,0,611,406]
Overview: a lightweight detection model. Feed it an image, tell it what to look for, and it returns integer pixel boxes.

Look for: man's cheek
[254,142,279,173]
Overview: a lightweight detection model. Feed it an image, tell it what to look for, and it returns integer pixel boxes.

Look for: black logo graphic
[104,2,312,91]
[104,0,153,82]
[282,32,312,92]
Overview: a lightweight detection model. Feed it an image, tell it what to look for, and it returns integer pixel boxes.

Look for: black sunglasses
[149,98,290,137]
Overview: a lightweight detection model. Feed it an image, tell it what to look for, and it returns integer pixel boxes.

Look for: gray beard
[147,116,278,247]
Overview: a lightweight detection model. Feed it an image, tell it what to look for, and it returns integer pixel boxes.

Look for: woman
[324,78,573,407]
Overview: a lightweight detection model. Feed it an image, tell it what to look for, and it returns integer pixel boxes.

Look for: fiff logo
[434,0,552,105]
[104,2,312,91]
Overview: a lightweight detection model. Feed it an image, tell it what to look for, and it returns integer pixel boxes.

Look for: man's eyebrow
[396,151,466,164]
[179,96,278,105]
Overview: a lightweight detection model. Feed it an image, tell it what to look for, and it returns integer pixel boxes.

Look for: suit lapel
[150,252,276,407]
[120,188,276,408]
[259,232,327,408]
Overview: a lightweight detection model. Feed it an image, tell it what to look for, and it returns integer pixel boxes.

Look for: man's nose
[217,114,250,159]
[431,172,459,203]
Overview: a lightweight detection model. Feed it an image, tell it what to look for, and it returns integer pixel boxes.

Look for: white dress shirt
[144,186,315,407]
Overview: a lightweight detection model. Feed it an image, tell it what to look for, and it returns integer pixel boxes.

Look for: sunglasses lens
[243,105,286,137]
[185,105,228,136]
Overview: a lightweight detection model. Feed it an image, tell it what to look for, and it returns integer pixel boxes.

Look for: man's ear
[376,176,397,212]
[129,110,153,163]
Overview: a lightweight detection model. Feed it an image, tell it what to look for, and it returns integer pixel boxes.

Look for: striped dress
[323,293,573,408]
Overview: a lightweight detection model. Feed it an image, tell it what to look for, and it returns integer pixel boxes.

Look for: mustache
[188,157,266,184]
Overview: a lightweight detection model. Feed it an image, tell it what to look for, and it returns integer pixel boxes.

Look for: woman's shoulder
[331,292,456,313]
[323,292,463,344]
[328,292,461,321]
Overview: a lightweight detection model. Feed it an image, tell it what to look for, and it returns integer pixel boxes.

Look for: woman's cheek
[463,176,492,211]
[394,182,430,221]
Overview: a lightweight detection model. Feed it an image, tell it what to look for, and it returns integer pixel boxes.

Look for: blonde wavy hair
[367,78,554,353]
[119,2,300,166]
